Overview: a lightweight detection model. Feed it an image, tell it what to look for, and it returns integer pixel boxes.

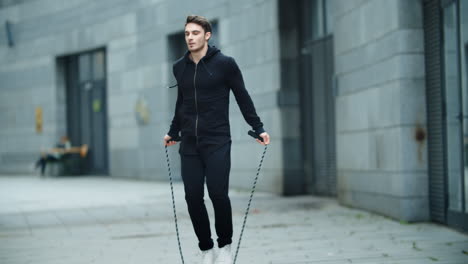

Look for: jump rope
[164,130,268,264]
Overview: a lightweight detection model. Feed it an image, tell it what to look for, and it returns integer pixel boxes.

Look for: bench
[44,144,89,177]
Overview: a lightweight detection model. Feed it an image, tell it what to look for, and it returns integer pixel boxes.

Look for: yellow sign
[35,107,43,133]
[93,99,101,112]
[135,98,150,125]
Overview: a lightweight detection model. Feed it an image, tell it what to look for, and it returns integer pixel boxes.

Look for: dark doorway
[65,48,109,175]
[299,0,337,196]
[424,0,468,232]
[441,0,468,232]
[300,36,337,196]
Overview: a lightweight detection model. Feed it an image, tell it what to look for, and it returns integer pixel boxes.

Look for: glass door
[460,0,468,214]
[300,0,337,196]
[66,49,109,175]
[443,0,468,231]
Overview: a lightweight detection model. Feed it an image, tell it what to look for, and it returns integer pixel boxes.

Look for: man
[35,136,72,176]
[164,15,270,264]
[35,136,88,176]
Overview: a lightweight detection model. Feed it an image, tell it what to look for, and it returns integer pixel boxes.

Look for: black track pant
[180,141,233,251]
[35,155,59,175]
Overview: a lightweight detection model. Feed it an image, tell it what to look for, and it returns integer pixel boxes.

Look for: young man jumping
[164,15,270,264]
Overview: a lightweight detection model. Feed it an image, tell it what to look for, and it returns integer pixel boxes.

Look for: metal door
[442,0,468,231]
[423,0,447,223]
[66,49,109,175]
[301,35,337,196]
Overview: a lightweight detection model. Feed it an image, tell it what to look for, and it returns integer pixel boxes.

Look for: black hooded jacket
[167,45,265,155]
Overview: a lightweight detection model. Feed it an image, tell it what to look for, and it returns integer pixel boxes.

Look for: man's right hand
[164,134,178,146]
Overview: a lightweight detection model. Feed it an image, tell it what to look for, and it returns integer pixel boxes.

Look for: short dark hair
[185,15,212,34]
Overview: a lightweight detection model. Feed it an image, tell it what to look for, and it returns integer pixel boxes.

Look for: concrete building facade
[1,0,467,232]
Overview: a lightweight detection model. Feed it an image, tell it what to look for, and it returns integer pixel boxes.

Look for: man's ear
[205,31,211,41]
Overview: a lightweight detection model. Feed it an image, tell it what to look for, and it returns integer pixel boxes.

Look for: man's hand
[164,134,178,146]
[256,132,270,145]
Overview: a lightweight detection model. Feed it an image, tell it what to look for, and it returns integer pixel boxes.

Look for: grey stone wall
[0,0,433,220]
[333,0,429,221]
[0,0,283,193]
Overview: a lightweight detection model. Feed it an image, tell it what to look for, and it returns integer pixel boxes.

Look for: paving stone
[0,175,467,264]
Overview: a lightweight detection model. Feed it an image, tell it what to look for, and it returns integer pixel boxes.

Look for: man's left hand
[256,132,270,145]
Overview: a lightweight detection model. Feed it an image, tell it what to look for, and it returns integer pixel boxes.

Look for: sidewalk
[0,175,467,264]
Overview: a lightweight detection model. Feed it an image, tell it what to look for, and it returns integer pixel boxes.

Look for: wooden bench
[44,144,89,176]
[68,144,89,158]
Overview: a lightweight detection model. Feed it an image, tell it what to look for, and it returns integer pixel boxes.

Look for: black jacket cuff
[167,131,179,139]
[254,127,265,134]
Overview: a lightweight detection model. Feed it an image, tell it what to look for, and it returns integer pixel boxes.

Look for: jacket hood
[183,45,220,63]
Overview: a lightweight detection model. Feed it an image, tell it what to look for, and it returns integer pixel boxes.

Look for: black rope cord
[164,144,185,264]
[165,142,268,264]
[233,144,268,264]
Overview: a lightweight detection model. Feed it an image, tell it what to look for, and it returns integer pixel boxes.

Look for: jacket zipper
[194,63,199,145]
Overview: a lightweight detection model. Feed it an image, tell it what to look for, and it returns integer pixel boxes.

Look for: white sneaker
[201,248,215,264]
[215,244,232,264]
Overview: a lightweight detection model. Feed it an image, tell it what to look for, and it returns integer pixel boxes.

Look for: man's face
[185,23,211,53]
